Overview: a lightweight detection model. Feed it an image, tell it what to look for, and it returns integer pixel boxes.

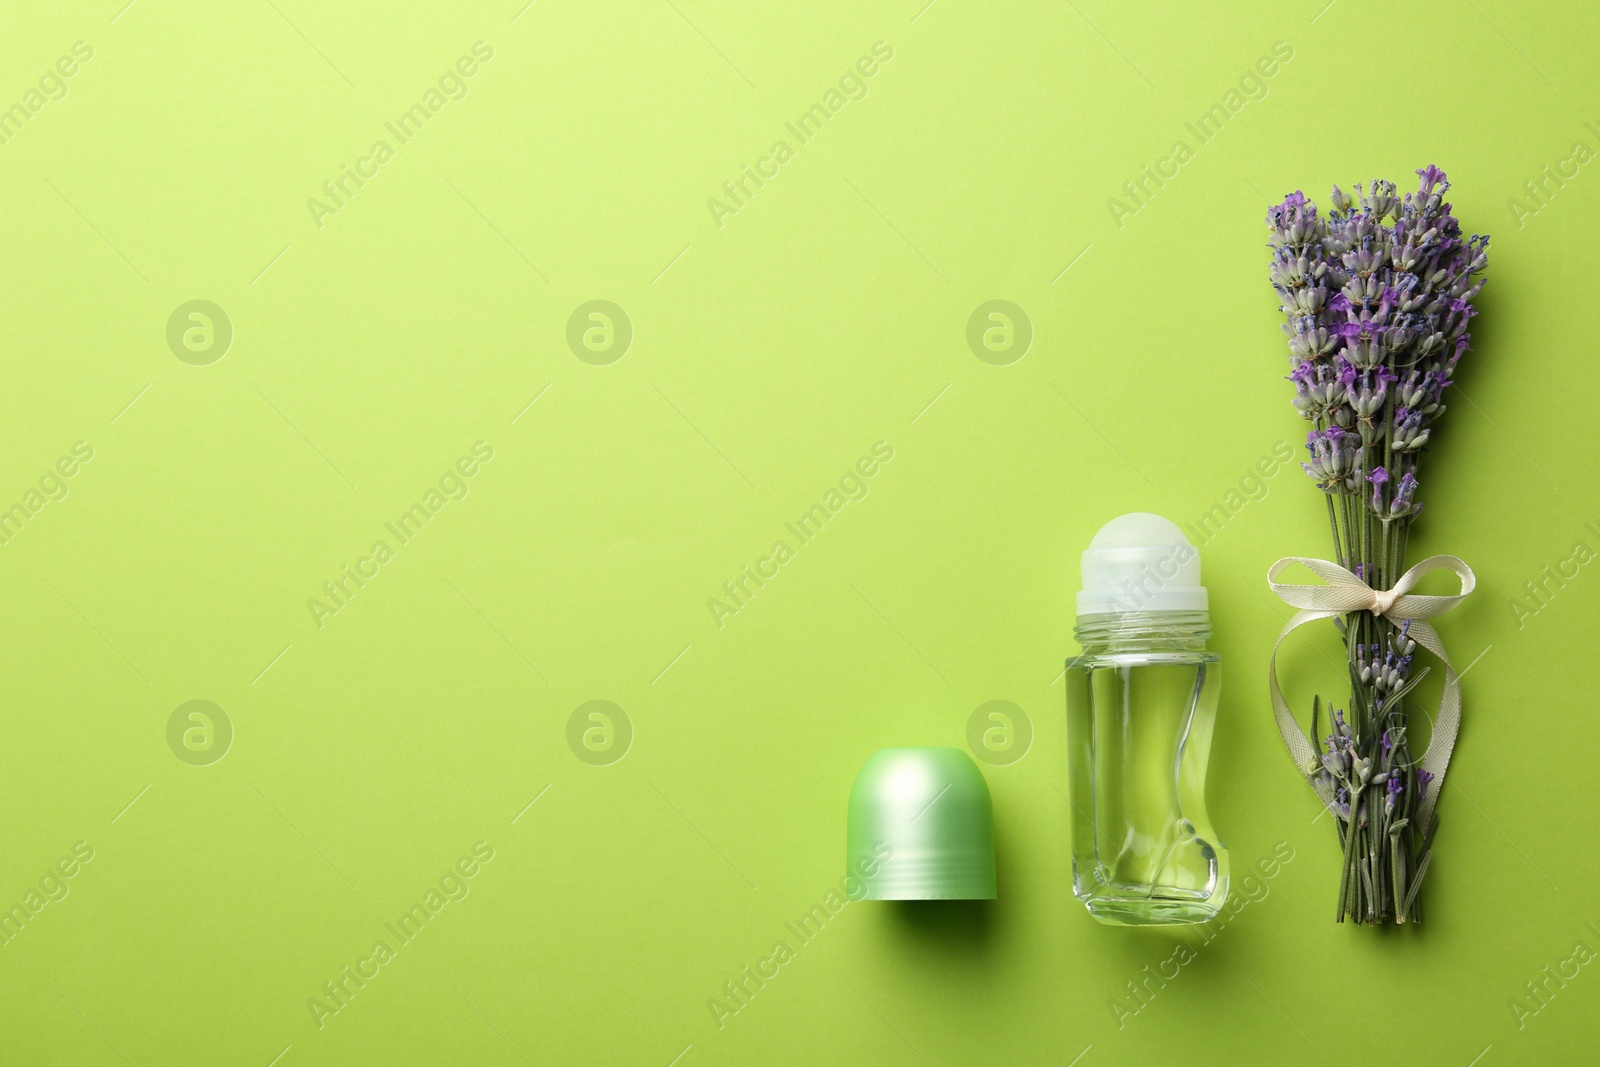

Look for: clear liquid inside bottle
[1066,611,1229,925]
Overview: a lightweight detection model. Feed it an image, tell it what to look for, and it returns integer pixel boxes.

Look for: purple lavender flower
[1417,769,1435,797]
[1368,464,1390,511]
[1391,409,1429,452]
[1396,618,1417,655]
[1334,787,1352,822]
[1302,425,1358,489]
[1387,471,1420,520]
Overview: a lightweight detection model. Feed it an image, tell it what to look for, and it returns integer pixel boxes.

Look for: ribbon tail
[1405,618,1460,835]
[1268,607,1344,818]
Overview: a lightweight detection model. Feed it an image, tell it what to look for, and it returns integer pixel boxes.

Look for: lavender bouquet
[1264,166,1488,924]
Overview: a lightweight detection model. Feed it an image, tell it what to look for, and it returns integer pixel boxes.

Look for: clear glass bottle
[1065,514,1229,926]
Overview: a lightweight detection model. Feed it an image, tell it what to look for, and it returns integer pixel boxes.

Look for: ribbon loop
[1265,553,1474,833]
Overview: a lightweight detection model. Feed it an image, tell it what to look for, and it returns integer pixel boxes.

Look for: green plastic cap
[846,747,997,900]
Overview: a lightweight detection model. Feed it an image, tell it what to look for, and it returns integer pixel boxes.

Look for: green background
[2,0,1596,1063]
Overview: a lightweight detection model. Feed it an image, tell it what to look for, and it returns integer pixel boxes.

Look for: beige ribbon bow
[1267,554,1475,832]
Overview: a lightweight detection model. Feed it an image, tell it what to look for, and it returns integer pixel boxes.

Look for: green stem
[1380,520,1390,593]
[1326,492,1345,568]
